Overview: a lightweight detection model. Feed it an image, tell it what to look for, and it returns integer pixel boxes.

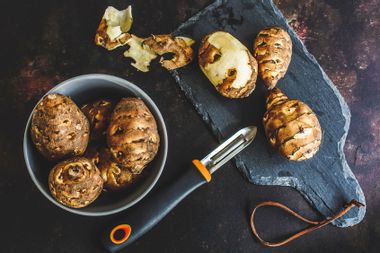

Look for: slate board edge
[173,0,229,141]
[171,0,366,227]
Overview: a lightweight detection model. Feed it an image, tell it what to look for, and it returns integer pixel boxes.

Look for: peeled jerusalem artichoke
[199,31,258,98]
[263,88,322,161]
[254,27,292,89]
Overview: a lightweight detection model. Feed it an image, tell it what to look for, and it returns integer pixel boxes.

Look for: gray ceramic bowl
[23,74,168,216]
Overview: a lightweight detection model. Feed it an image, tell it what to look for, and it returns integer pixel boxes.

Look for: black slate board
[172,0,365,227]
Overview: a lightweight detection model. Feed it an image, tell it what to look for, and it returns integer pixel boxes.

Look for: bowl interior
[24,74,168,216]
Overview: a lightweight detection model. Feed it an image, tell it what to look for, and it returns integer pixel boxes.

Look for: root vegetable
[107,98,160,174]
[254,27,292,89]
[31,93,90,161]
[81,99,115,141]
[199,31,258,98]
[85,145,134,190]
[263,88,322,161]
[48,157,103,208]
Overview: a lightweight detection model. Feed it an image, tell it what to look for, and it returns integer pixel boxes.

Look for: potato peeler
[101,126,257,252]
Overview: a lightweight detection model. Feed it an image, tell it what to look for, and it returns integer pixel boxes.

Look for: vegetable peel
[95,6,194,72]
[95,6,133,50]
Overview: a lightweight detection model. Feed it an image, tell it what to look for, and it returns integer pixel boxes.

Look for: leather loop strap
[249,199,365,247]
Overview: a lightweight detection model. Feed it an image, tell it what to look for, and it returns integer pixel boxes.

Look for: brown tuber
[84,145,135,191]
[254,27,292,89]
[81,99,115,141]
[263,88,322,161]
[48,157,103,208]
[107,98,160,174]
[31,93,90,161]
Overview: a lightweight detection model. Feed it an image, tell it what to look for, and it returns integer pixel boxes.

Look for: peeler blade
[200,126,257,174]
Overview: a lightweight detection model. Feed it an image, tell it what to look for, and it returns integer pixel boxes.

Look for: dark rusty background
[0,0,379,252]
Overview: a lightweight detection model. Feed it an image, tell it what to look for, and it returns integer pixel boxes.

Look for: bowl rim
[23,73,168,216]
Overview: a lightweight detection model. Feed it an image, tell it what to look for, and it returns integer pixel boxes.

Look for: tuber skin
[81,99,115,141]
[123,35,158,72]
[31,93,90,161]
[84,145,135,191]
[143,34,194,70]
[98,147,134,190]
[263,88,322,161]
[48,157,103,208]
[95,6,195,72]
[107,98,160,174]
[254,27,292,89]
[95,6,133,50]
[198,31,258,98]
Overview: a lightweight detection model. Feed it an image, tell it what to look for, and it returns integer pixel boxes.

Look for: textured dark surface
[172,0,365,227]
[0,0,379,252]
